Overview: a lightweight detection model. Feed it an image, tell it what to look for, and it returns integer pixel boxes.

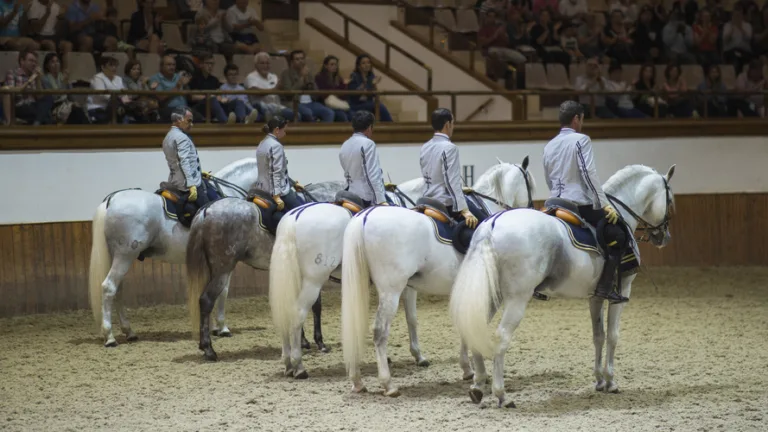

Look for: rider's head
[263,115,289,139]
[351,110,375,138]
[431,108,454,137]
[171,106,194,132]
[558,100,584,132]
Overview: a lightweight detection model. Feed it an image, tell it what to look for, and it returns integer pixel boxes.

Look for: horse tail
[88,202,112,327]
[449,225,501,358]
[268,214,302,343]
[341,215,370,379]
[186,216,210,337]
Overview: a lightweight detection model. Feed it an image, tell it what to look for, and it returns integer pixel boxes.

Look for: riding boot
[594,256,629,304]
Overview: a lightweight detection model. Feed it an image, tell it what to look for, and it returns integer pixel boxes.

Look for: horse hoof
[595,381,607,392]
[463,372,475,381]
[501,400,517,409]
[211,330,219,336]
[284,369,295,377]
[607,383,619,394]
[294,370,309,380]
[384,388,401,398]
[351,385,367,394]
[318,344,331,353]
[126,334,138,342]
[203,351,218,362]
[104,340,118,348]
[387,357,392,365]
[469,388,484,404]
[417,359,430,367]
[218,330,232,338]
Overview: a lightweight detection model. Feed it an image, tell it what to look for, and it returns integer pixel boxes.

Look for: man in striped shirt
[542,100,628,304]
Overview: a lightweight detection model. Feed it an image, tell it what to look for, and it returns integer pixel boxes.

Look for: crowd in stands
[0,0,391,125]
[474,0,768,117]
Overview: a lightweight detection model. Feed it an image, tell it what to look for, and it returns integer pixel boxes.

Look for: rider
[255,115,304,213]
[339,110,388,208]
[542,100,628,304]
[419,108,478,229]
[161,106,220,212]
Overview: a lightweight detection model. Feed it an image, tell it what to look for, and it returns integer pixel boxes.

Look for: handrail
[320,0,433,91]
[464,97,494,121]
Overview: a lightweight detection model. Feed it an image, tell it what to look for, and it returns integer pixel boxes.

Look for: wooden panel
[0,192,765,317]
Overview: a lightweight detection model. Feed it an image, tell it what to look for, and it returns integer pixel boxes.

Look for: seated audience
[280,49,336,122]
[734,60,765,116]
[605,63,647,117]
[633,63,668,117]
[314,55,351,122]
[693,9,720,65]
[575,58,615,118]
[41,52,88,124]
[150,54,203,122]
[3,49,53,125]
[27,0,73,58]
[722,9,753,74]
[478,10,526,66]
[244,51,295,121]
[696,64,756,117]
[529,9,571,68]
[661,63,694,117]
[602,10,634,64]
[65,0,118,53]
[662,11,696,64]
[189,53,236,124]
[87,56,129,124]
[0,0,40,51]
[220,63,259,123]
[123,59,161,123]
[128,0,164,55]
[194,0,234,58]
[226,0,263,54]
[347,53,393,122]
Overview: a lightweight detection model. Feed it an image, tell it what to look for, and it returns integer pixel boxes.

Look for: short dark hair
[558,100,584,126]
[198,52,213,62]
[431,108,453,132]
[289,50,305,62]
[18,48,37,64]
[99,55,118,69]
[351,110,375,132]
[223,63,238,76]
[608,63,622,75]
[263,115,289,134]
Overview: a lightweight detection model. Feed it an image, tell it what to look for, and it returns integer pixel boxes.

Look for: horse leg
[589,296,607,391]
[115,283,137,342]
[604,275,634,393]
[198,273,229,361]
[403,287,429,367]
[374,290,403,397]
[301,327,310,350]
[312,291,329,353]
[289,278,324,379]
[469,302,499,403]
[212,278,232,337]
[100,255,133,347]
[282,334,294,377]
[459,339,474,381]
[492,299,528,408]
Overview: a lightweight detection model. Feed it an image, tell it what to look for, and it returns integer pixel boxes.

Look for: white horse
[267,178,425,379]
[340,158,536,397]
[88,157,259,347]
[449,164,676,408]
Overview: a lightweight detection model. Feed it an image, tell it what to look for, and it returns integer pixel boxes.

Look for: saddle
[413,196,487,255]
[334,190,366,214]
[247,188,283,235]
[540,197,589,228]
[156,182,201,228]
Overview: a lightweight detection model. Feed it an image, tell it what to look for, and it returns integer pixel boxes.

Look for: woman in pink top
[662,63,694,117]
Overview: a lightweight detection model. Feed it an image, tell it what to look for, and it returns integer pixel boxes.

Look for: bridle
[606,175,673,243]
[471,164,534,210]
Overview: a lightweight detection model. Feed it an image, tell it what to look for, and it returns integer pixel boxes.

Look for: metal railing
[1,87,766,125]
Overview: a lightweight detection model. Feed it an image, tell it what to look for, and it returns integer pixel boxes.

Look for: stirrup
[593,290,629,304]
[532,292,549,301]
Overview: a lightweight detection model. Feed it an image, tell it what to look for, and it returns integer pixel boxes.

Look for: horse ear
[496,157,504,165]
[522,155,529,170]
[665,164,676,182]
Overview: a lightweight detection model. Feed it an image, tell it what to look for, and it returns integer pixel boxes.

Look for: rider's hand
[384,182,396,191]
[202,170,212,179]
[188,185,198,202]
[603,204,619,224]
[461,209,478,229]
[273,195,285,211]
[462,187,473,194]
[293,182,304,192]
[377,201,389,206]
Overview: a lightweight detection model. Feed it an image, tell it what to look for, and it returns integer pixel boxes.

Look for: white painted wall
[1,135,765,224]
[301,2,513,122]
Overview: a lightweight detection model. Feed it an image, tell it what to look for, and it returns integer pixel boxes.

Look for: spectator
[577,13,604,60]
[194,0,234,58]
[605,63,647,117]
[647,0,668,27]
[150,54,203,122]
[608,0,638,25]
[560,22,585,63]
[722,9,753,74]
[697,63,757,117]
[244,51,294,121]
[314,55,351,122]
[633,63,668,117]
[703,0,726,27]
[128,0,163,55]
[347,53,393,122]
[478,10,526,66]
[662,10,696,64]
[693,9,720,65]
[65,0,118,53]
[41,52,88,124]
[631,6,664,64]
[574,57,616,118]
[176,0,202,21]
[558,0,588,24]
[752,7,768,57]
[123,59,160,123]
[87,56,129,124]
[529,9,571,68]
[532,0,559,18]
[480,0,511,18]
[0,0,40,51]
[3,49,53,125]
[506,9,535,57]
[601,10,634,64]
[734,60,766,116]
[279,49,335,122]
[27,0,73,58]
[226,0,263,55]
[220,63,259,123]
[671,0,698,26]
[188,53,235,124]
[661,63,694,117]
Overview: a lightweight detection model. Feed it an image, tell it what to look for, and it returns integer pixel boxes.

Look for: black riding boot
[594,255,629,304]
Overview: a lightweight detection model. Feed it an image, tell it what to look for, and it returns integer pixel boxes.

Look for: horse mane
[603,164,658,195]
[474,163,533,206]
[215,157,258,180]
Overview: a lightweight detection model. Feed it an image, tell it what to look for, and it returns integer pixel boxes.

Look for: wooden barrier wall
[1,192,766,318]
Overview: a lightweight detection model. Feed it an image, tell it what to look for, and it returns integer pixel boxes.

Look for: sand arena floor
[1,267,767,431]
